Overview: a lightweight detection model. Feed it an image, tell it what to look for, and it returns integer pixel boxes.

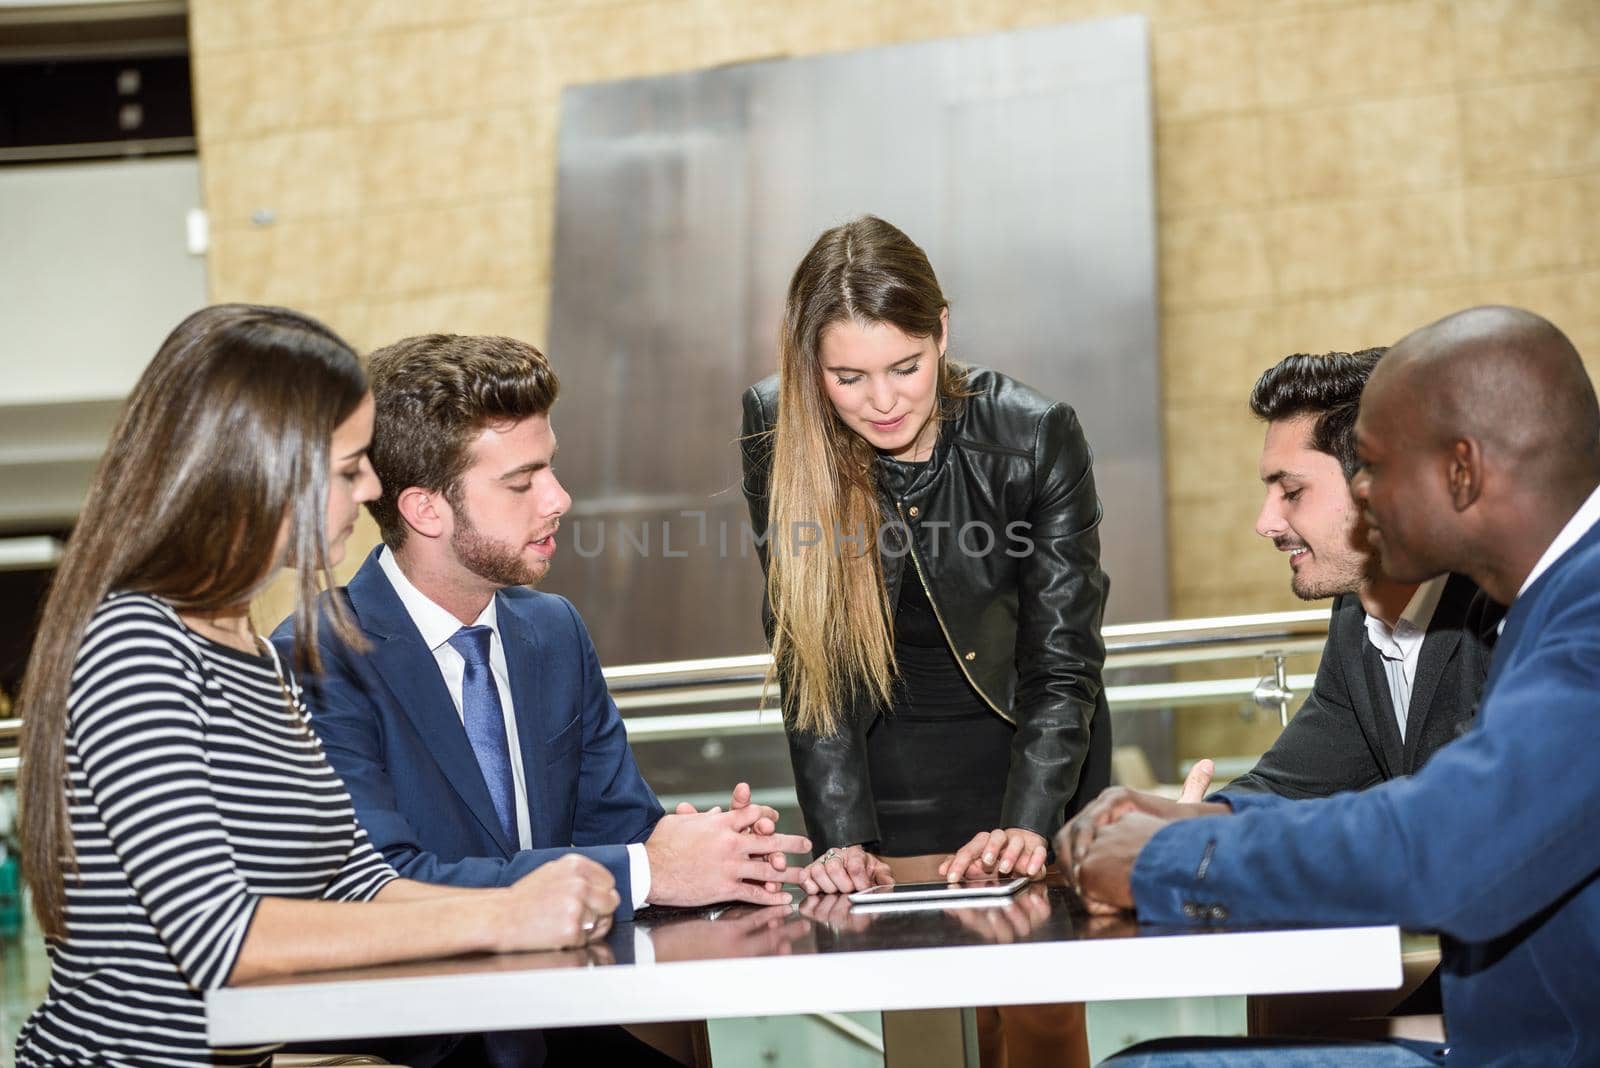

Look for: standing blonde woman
[740,216,1112,888]
[741,218,1110,1067]
[16,304,617,1067]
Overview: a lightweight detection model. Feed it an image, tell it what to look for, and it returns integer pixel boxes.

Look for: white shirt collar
[376,545,497,651]
[1513,483,1600,603]
[1363,573,1447,659]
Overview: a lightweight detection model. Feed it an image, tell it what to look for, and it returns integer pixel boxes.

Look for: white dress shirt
[1362,574,1447,742]
[377,548,651,909]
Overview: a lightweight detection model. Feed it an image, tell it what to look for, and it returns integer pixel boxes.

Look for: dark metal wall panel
[546,15,1164,669]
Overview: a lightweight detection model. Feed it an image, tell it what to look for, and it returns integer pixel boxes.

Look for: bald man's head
[1351,306,1600,595]
[1388,306,1596,477]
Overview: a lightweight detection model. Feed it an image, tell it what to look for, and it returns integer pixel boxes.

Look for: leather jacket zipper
[895,499,1016,725]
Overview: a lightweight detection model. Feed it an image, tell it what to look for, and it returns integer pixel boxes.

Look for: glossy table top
[208,872,1402,1047]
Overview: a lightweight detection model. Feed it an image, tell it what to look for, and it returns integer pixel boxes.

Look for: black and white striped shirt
[17,593,397,1067]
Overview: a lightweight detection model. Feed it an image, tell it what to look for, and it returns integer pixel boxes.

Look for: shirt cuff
[627,841,651,910]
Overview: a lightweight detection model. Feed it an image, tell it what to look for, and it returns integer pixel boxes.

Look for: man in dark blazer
[1070,306,1600,1065]
[274,333,808,1067]
[1193,350,1499,805]
[1222,574,1492,800]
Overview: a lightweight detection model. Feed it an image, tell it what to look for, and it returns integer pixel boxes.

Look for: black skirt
[865,564,1014,856]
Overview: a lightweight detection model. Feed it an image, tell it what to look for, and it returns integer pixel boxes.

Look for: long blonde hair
[18,304,368,938]
[765,217,967,736]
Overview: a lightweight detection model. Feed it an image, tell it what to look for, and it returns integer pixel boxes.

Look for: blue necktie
[447,625,518,847]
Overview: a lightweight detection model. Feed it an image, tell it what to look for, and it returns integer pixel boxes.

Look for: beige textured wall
[189,0,1600,635]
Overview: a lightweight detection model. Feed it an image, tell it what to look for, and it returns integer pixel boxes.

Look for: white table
[209,882,1401,1063]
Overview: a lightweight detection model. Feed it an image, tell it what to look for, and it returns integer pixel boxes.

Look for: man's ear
[1448,438,1483,512]
[396,486,450,540]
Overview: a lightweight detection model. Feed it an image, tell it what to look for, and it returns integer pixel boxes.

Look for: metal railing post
[1252,652,1294,727]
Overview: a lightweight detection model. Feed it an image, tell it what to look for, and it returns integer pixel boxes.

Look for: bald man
[1066,307,1600,1067]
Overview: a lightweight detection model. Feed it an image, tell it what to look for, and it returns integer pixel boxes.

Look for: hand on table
[674,781,788,891]
[498,853,619,950]
[1056,783,1229,868]
[645,803,811,907]
[1062,780,1235,914]
[798,844,895,895]
[1068,811,1171,913]
[939,828,1049,882]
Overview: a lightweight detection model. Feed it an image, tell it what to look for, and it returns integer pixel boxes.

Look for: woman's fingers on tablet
[972,831,998,869]
[945,832,987,882]
[997,833,1027,875]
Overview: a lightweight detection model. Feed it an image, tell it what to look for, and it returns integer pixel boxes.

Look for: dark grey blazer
[1221,572,1501,800]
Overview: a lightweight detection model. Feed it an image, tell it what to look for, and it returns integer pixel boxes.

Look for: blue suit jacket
[1133,519,1600,1066]
[271,548,664,920]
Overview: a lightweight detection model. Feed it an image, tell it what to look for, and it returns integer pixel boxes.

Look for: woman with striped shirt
[15,305,620,1066]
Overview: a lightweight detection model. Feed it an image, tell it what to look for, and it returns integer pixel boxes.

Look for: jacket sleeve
[1004,402,1110,838]
[271,617,641,918]
[1131,569,1600,942]
[741,385,880,854]
[1218,601,1385,801]
[559,597,666,851]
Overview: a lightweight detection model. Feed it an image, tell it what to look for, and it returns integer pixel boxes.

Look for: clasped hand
[646,782,812,906]
[1055,760,1228,913]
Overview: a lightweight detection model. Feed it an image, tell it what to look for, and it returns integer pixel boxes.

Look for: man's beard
[451,499,547,589]
[1288,548,1367,601]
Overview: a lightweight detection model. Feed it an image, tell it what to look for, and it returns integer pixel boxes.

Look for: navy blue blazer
[271,548,664,920]
[1132,518,1600,1066]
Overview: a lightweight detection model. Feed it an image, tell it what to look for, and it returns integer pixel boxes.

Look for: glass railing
[0,607,1329,788]
[606,609,1329,808]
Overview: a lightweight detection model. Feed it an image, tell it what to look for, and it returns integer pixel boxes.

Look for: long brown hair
[766,216,968,736]
[18,303,368,937]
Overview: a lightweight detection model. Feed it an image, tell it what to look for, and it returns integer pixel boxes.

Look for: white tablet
[846,876,1028,905]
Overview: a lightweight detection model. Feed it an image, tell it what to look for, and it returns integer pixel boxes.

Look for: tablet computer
[846,876,1028,904]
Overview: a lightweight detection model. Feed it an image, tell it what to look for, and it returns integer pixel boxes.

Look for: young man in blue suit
[1065,306,1600,1066]
[274,333,809,1066]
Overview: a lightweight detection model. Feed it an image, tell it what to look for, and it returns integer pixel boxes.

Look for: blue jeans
[1100,1037,1449,1067]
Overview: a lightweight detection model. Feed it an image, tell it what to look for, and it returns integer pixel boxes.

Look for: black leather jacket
[740,367,1112,851]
